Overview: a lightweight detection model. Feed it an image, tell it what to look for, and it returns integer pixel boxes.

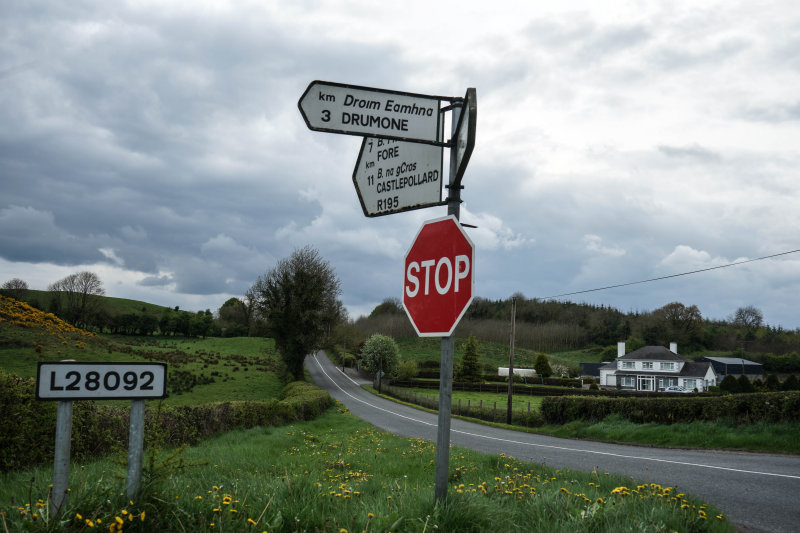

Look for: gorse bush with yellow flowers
[0,295,95,339]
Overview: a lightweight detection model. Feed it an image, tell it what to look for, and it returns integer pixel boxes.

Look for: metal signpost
[36,362,167,515]
[352,137,444,217]
[298,81,477,503]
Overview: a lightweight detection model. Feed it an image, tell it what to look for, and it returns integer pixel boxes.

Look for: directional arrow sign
[353,137,443,217]
[298,80,443,144]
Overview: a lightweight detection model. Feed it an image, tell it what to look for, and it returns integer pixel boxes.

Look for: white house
[599,342,717,392]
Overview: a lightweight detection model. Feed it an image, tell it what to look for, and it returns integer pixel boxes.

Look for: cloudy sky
[2,0,800,328]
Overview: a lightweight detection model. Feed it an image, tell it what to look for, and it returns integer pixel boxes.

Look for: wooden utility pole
[506,297,516,424]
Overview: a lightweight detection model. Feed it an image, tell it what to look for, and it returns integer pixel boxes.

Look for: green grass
[395,337,599,374]
[533,415,800,453]
[0,315,286,405]
[18,289,170,318]
[404,387,545,412]
[0,409,732,533]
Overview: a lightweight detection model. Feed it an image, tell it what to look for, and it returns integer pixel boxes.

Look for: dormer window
[661,362,674,370]
[642,362,653,369]
[621,361,634,369]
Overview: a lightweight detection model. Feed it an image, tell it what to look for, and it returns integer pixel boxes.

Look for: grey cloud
[651,37,750,71]
[657,144,722,163]
[740,101,800,122]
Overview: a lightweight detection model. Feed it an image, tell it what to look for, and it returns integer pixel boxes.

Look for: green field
[395,337,600,374]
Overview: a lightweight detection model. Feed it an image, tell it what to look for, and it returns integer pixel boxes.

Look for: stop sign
[403,215,474,336]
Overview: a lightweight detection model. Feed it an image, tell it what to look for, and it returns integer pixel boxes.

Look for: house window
[620,376,635,387]
[621,361,634,369]
[642,362,653,369]
[684,379,696,390]
[661,362,674,370]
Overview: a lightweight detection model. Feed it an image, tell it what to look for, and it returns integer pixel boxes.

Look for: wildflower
[76,513,83,520]
[248,518,257,525]
[139,511,145,521]
[368,513,375,519]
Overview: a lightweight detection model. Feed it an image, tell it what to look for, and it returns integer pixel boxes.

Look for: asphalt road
[306,351,800,533]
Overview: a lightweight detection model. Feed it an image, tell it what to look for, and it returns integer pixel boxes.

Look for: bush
[0,370,332,472]
[540,391,800,425]
[720,374,739,394]
[395,359,419,381]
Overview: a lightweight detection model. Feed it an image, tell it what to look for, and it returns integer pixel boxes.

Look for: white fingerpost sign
[298,80,444,144]
[352,137,444,217]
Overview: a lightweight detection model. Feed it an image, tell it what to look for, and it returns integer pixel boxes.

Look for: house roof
[618,346,690,361]
[699,356,762,366]
[579,362,605,376]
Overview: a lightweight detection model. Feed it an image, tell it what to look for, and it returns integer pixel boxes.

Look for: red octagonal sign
[403,215,475,337]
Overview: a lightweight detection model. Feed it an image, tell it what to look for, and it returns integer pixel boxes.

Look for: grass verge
[0,407,731,533]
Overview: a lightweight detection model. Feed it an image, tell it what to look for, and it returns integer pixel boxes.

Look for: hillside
[0,295,284,403]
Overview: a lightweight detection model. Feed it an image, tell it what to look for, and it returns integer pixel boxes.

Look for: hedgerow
[0,370,332,472]
[540,391,800,425]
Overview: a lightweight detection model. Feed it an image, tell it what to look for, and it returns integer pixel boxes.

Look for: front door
[638,375,654,391]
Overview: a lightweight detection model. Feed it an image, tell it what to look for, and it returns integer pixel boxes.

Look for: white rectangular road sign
[353,138,443,217]
[37,362,167,400]
[298,81,443,144]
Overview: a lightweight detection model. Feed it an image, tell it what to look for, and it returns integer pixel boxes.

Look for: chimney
[617,342,625,358]
[670,342,678,354]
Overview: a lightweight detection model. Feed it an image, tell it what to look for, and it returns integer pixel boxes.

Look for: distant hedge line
[0,371,332,472]
[540,391,800,425]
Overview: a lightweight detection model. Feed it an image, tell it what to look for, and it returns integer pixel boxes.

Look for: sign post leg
[126,399,145,500]
[50,400,73,516]
[434,334,455,501]
[433,104,463,503]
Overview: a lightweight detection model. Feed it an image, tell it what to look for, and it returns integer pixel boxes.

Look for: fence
[382,384,544,427]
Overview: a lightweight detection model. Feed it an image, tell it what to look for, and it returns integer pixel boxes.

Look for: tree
[48,271,105,327]
[737,374,754,393]
[1,278,28,300]
[534,353,553,378]
[369,298,403,317]
[360,334,400,392]
[781,374,799,391]
[457,334,483,382]
[217,297,249,337]
[720,374,739,394]
[731,306,764,331]
[251,246,342,380]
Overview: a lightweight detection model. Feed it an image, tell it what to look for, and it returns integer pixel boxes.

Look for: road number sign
[37,362,167,400]
[352,137,443,217]
[403,216,475,336]
[298,81,443,144]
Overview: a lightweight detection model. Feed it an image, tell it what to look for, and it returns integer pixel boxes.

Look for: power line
[538,248,800,300]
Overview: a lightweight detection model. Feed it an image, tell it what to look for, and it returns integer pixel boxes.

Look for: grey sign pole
[126,399,146,499]
[50,399,73,516]
[434,103,463,502]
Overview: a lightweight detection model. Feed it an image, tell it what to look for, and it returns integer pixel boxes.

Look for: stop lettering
[403,216,474,337]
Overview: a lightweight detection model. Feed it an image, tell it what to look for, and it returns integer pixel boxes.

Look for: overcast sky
[2,0,800,329]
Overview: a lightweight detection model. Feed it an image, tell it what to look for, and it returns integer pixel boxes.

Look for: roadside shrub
[0,372,332,472]
[540,391,800,425]
[395,359,419,381]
